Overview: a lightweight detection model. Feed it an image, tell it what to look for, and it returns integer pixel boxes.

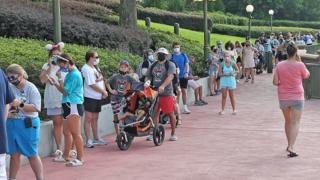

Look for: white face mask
[94,58,100,65]
[228,47,231,51]
[148,55,155,62]
[174,47,180,53]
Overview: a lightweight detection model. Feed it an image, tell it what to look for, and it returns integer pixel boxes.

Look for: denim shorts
[279,100,304,110]
[6,117,40,157]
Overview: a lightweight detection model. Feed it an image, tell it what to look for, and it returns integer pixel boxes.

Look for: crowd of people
[0,33,311,179]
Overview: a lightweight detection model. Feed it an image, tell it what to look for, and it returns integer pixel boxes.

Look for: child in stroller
[116,83,165,150]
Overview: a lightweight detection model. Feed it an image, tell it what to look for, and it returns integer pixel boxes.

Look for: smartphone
[24,117,32,128]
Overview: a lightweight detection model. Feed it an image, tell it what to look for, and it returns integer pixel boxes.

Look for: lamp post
[246,4,254,40]
[194,0,215,61]
[268,9,274,33]
[53,0,61,43]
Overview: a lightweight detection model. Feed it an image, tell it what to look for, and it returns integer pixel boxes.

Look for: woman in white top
[242,41,258,83]
[81,50,108,148]
[39,42,67,159]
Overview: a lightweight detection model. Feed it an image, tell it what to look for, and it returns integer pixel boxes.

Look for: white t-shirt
[81,64,105,100]
[42,63,67,109]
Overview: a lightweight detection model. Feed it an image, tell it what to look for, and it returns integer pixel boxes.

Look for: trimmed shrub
[137,7,213,32]
[213,24,317,38]
[0,0,151,55]
[190,11,248,26]
[0,37,141,89]
[252,19,320,29]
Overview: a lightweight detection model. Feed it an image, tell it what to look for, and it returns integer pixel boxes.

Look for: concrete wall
[7,77,210,165]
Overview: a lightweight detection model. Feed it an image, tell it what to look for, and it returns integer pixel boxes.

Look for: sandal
[66,159,83,167]
[286,148,298,158]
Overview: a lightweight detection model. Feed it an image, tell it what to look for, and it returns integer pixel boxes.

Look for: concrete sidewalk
[18,74,320,180]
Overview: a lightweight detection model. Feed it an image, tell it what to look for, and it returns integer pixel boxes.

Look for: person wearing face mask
[140,49,155,82]
[6,64,44,179]
[81,50,108,148]
[171,42,191,114]
[105,60,137,137]
[218,53,239,115]
[53,54,85,167]
[243,41,258,83]
[254,39,265,74]
[145,47,178,141]
[39,42,66,160]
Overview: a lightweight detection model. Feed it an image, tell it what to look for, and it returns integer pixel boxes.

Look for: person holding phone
[6,64,43,180]
[273,42,310,158]
[39,42,68,161]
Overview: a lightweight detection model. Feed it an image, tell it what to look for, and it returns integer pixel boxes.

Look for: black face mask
[8,76,21,86]
[157,53,166,62]
[119,70,127,75]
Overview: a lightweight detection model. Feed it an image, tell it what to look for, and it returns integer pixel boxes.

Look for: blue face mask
[60,67,69,73]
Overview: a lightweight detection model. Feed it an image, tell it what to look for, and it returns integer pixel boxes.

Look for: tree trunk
[119,0,137,29]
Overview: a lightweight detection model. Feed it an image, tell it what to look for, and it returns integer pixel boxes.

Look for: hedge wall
[190,11,248,26]
[137,7,213,32]
[0,37,141,89]
[0,0,150,55]
[252,19,320,30]
[213,24,317,38]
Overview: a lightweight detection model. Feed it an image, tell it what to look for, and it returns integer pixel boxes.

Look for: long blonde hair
[6,64,28,79]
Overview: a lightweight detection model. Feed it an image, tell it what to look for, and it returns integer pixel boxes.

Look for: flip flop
[286,148,298,158]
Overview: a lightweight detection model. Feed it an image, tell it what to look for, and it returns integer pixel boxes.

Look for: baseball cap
[156,47,169,55]
[120,60,129,66]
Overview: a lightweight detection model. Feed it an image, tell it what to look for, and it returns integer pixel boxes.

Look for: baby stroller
[116,83,165,151]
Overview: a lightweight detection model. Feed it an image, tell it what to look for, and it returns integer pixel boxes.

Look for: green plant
[167,0,185,12]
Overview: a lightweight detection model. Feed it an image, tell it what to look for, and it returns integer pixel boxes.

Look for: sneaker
[236,79,240,83]
[146,135,153,141]
[93,139,107,146]
[86,139,94,148]
[219,111,225,115]
[200,99,208,105]
[177,119,182,125]
[194,101,203,106]
[69,150,77,159]
[53,154,66,162]
[182,107,191,114]
[54,149,63,157]
[66,159,83,167]
[169,134,178,141]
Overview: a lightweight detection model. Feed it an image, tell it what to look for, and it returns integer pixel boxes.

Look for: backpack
[149,60,179,87]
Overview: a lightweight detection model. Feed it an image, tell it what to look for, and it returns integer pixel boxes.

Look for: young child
[105,60,137,136]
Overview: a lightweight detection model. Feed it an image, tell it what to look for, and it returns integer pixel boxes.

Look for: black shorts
[62,103,84,119]
[84,97,102,113]
[179,78,188,89]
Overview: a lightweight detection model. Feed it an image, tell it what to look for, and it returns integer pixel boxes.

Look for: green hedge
[213,24,317,38]
[0,37,141,89]
[137,7,213,32]
[0,0,150,55]
[190,11,248,26]
[252,19,320,29]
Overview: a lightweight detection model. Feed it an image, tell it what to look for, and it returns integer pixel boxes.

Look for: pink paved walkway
[19,74,320,180]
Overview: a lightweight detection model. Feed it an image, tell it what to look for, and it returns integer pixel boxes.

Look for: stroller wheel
[153,124,165,146]
[116,132,133,151]
[159,113,169,125]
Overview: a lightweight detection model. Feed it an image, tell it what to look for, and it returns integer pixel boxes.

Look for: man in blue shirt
[171,42,191,114]
[0,68,15,179]
[263,35,273,73]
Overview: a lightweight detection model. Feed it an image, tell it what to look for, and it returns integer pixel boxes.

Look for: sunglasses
[94,56,99,59]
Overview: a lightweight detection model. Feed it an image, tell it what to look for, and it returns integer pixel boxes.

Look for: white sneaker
[53,154,66,162]
[177,119,182,125]
[93,139,107,146]
[219,111,225,115]
[169,134,178,141]
[232,110,237,115]
[86,139,94,148]
[146,135,153,141]
[182,107,191,114]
